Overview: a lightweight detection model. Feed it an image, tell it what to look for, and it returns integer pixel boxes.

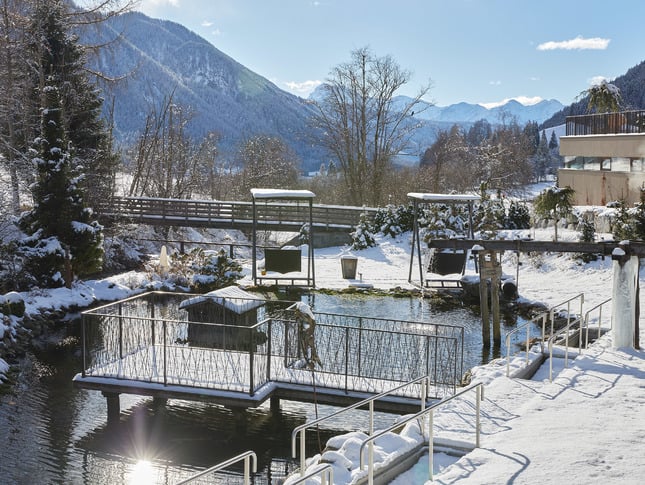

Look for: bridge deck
[97,196,378,233]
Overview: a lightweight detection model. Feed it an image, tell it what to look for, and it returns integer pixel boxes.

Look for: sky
[134,0,645,108]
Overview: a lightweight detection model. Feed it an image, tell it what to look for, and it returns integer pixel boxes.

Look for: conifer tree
[29,0,118,208]
[18,82,103,288]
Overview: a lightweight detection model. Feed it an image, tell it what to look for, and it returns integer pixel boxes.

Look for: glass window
[601,158,611,170]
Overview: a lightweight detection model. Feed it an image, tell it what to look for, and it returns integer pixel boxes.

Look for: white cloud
[284,80,323,97]
[489,80,501,86]
[211,28,222,36]
[202,20,214,27]
[479,96,544,109]
[537,36,610,51]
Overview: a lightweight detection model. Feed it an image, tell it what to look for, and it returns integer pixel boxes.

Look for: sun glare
[128,459,156,485]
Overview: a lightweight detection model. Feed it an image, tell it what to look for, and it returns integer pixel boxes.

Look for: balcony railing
[565,110,645,136]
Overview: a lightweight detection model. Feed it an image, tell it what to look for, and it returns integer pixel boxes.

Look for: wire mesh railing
[80,292,465,400]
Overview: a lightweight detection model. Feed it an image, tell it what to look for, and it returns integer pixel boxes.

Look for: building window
[631,158,644,172]
[601,158,611,171]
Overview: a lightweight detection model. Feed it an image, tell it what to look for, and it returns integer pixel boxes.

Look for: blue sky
[137,0,645,107]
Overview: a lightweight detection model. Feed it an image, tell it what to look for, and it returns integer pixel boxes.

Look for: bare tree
[129,94,214,199]
[310,46,431,206]
[234,135,300,199]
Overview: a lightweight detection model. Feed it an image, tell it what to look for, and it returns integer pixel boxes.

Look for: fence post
[267,320,272,382]
[118,303,123,360]
[81,314,87,377]
[345,326,350,393]
[163,319,167,386]
[249,328,255,396]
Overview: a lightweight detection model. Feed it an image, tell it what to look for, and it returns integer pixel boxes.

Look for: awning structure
[407,192,481,286]
[251,188,316,287]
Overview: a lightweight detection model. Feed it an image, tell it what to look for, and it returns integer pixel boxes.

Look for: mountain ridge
[87,11,564,171]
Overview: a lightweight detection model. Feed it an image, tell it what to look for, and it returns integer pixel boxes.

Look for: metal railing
[290,375,432,477]
[505,293,584,377]
[546,316,582,381]
[80,292,464,400]
[565,110,645,136]
[176,451,257,485]
[582,298,613,349]
[359,383,484,485]
[545,297,613,382]
[287,464,334,485]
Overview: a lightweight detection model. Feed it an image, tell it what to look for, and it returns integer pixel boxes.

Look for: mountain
[541,59,645,128]
[393,96,564,125]
[84,11,563,171]
[84,12,326,170]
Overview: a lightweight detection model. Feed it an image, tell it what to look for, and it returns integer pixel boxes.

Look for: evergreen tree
[18,83,103,288]
[29,0,118,208]
[350,211,376,250]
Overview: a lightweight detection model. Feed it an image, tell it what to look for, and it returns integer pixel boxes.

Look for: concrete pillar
[611,247,639,349]
[102,392,120,424]
[270,396,281,414]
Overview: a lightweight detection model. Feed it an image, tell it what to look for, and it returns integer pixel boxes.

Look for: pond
[0,293,535,484]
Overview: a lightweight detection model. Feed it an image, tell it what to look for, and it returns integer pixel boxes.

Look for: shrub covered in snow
[350,212,377,250]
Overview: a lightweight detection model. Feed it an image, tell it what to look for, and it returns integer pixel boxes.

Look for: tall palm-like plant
[583,80,623,113]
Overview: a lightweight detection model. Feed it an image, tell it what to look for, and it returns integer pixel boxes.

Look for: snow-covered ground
[1,224,643,484]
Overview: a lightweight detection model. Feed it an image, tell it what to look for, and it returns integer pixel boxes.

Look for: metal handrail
[359,383,484,485]
[545,298,613,382]
[546,316,582,381]
[582,298,612,349]
[505,293,584,377]
[287,464,334,485]
[175,450,257,485]
[505,312,547,377]
[291,375,431,477]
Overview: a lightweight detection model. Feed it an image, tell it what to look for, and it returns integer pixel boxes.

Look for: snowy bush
[350,212,376,250]
[504,199,531,229]
[420,204,468,242]
[188,248,243,292]
[372,204,414,238]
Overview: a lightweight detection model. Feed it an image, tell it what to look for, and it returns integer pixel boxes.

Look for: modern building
[558,110,645,206]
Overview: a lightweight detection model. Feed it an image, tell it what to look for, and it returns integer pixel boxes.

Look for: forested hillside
[541,59,645,128]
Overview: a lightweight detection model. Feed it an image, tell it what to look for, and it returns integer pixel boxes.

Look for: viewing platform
[73,290,465,421]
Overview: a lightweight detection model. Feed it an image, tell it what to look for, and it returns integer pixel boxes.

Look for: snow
[1,224,644,484]
[250,188,315,200]
[407,193,481,203]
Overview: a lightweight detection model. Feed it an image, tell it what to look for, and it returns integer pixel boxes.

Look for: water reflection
[0,292,536,484]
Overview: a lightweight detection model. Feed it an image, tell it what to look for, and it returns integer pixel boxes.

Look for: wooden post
[491,271,501,348]
[478,252,490,349]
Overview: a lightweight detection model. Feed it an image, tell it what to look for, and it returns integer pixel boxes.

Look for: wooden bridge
[96,196,377,233]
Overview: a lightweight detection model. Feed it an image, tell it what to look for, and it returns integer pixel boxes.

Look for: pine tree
[18,83,103,288]
[29,0,118,208]
[350,211,376,250]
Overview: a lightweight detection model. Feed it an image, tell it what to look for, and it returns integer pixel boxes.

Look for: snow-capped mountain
[84,11,562,171]
[393,96,564,125]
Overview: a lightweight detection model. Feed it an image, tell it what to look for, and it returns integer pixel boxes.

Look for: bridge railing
[80,292,463,400]
[96,196,378,230]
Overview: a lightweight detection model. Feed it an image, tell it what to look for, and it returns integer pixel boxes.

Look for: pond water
[0,293,534,484]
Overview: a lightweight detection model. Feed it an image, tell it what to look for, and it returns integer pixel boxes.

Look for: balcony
[565,110,645,136]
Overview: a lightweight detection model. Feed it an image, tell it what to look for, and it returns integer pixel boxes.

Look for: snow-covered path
[424,331,645,484]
